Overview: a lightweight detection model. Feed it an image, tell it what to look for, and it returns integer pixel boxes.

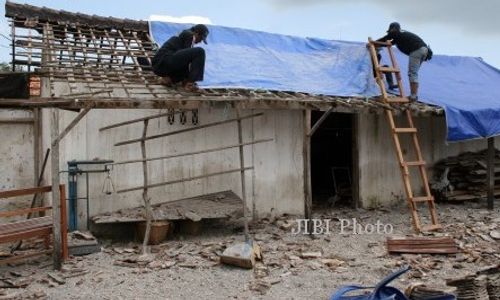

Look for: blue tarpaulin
[149,21,380,97]
[382,50,500,141]
[150,21,500,142]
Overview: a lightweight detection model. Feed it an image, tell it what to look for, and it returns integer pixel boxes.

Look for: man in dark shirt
[152,24,209,92]
[377,22,430,101]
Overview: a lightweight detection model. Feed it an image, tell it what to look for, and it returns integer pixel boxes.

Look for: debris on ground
[0,202,497,299]
[220,241,262,269]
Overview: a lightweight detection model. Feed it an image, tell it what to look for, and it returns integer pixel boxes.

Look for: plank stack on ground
[432,149,500,201]
[386,237,459,254]
[447,275,490,300]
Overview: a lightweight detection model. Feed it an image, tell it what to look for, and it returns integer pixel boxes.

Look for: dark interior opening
[311,111,354,208]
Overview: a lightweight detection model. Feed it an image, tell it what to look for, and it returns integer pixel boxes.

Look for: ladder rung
[404,160,426,166]
[411,196,434,203]
[420,224,442,232]
[386,97,409,104]
[371,40,392,47]
[394,128,417,133]
[378,67,400,73]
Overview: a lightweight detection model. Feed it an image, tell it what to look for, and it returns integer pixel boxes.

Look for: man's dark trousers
[154,47,205,83]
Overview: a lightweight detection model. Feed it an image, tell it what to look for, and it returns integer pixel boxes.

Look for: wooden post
[236,109,249,241]
[141,120,152,252]
[50,108,62,269]
[33,109,41,187]
[303,110,312,226]
[487,137,495,210]
[10,20,15,71]
[352,114,360,209]
[33,108,44,209]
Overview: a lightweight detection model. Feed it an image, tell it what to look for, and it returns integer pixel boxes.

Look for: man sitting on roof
[152,24,209,92]
[376,22,432,101]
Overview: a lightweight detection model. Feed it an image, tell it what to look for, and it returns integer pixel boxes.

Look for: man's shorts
[408,47,428,83]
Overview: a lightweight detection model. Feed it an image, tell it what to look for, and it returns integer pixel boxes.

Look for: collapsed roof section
[2,1,442,115]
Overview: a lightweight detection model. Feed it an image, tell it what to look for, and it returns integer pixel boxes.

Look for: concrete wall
[356,113,500,207]
[42,107,305,229]
[0,109,35,222]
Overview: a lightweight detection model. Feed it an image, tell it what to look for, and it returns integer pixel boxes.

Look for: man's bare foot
[182,81,204,93]
[159,76,173,87]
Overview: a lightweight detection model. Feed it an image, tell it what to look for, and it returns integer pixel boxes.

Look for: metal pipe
[86,172,90,229]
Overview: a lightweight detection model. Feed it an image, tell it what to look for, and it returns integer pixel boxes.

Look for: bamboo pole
[308,107,334,137]
[236,109,249,240]
[52,106,92,146]
[118,167,254,194]
[111,139,273,166]
[115,113,264,146]
[100,111,181,132]
[141,120,152,252]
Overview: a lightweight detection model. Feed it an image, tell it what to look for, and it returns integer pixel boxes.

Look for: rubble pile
[432,149,500,201]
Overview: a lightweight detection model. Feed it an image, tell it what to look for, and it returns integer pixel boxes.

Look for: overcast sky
[0,0,498,68]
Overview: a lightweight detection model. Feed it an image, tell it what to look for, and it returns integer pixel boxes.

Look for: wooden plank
[0,226,52,244]
[387,237,458,254]
[0,186,52,199]
[115,113,264,146]
[0,250,52,265]
[0,216,52,235]
[0,206,52,218]
[388,248,458,254]
[386,237,453,243]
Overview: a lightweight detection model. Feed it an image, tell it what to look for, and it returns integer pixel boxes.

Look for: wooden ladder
[367,38,441,233]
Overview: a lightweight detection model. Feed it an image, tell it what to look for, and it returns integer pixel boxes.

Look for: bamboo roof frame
[2,1,443,115]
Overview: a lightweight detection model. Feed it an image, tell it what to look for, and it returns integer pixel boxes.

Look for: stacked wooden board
[432,149,500,201]
[386,237,459,254]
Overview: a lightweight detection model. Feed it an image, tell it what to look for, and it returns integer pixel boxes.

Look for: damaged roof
[2,1,443,115]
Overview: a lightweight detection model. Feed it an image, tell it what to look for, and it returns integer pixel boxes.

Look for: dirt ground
[1,200,499,300]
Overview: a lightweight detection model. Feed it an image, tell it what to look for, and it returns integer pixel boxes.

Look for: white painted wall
[357,113,500,207]
[42,107,305,229]
[0,109,35,222]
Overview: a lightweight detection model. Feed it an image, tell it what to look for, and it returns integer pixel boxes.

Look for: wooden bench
[0,185,68,264]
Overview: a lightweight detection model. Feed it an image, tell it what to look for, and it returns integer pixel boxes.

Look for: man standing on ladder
[376,22,432,101]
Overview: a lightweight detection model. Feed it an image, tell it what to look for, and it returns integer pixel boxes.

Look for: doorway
[310,112,355,208]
